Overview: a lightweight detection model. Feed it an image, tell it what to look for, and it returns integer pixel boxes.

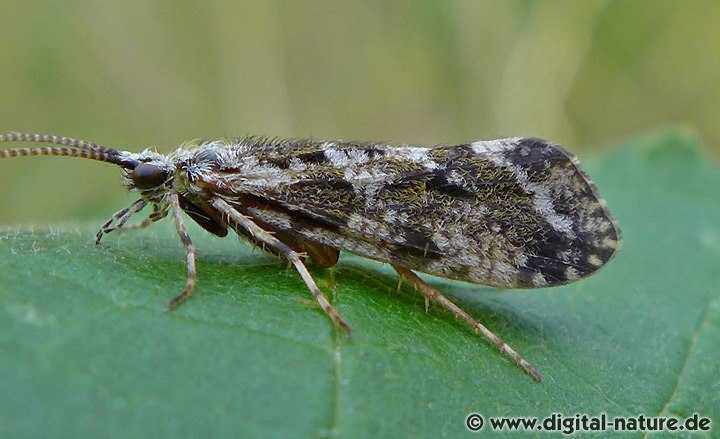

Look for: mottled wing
[193,137,620,289]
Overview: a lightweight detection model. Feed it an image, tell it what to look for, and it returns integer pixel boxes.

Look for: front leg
[121,204,169,232]
[211,197,350,334]
[96,199,148,244]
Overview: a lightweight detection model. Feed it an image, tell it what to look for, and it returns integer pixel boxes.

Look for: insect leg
[393,265,542,381]
[167,193,197,309]
[95,199,148,244]
[122,204,169,231]
[211,198,350,334]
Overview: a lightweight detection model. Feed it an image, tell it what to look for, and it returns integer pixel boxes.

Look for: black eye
[131,163,167,189]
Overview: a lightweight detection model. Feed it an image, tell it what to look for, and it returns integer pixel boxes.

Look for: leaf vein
[654,292,715,421]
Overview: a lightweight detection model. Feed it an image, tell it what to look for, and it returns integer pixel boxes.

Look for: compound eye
[131,163,167,189]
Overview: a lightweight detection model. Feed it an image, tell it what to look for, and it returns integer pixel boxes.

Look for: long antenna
[0,132,131,167]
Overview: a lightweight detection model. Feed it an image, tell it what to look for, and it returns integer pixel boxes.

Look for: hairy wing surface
[208,137,620,288]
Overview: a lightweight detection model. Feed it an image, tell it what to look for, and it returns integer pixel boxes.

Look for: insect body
[0,132,620,381]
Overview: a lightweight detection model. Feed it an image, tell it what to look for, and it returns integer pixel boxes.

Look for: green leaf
[1,129,718,437]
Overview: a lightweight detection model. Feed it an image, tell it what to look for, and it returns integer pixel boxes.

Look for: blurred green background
[1,0,718,224]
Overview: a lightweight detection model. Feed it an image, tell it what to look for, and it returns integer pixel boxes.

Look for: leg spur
[393,265,542,381]
[211,197,350,333]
